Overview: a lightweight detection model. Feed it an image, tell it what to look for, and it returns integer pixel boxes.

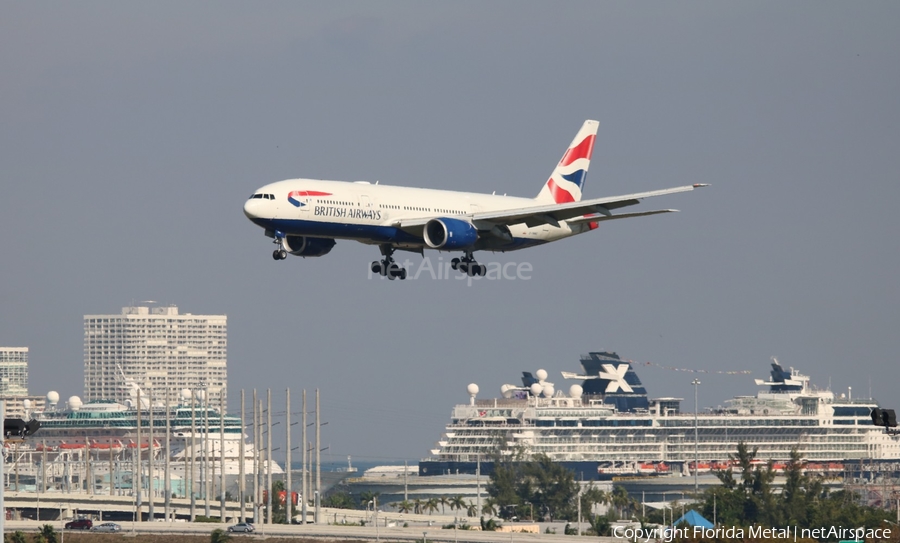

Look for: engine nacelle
[423,218,478,250]
[284,236,336,257]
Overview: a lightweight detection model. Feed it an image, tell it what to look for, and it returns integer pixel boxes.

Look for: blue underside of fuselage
[252,218,547,252]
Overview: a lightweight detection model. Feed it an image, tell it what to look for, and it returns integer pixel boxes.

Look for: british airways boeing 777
[243,120,706,280]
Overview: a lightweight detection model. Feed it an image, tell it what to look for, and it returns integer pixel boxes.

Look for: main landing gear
[371,245,407,280]
[451,251,486,277]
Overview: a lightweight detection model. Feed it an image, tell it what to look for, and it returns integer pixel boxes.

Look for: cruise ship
[5,387,280,494]
[420,352,900,480]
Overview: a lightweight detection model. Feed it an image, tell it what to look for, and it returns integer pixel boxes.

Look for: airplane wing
[472,184,707,228]
[565,209,678,225]
[391,183,706,232]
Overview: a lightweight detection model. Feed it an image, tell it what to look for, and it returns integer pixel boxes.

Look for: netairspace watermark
[612,524,891,543]
[367,256,533,286]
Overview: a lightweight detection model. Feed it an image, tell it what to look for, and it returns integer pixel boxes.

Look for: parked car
[91,523,122,533]
[65,518,93,530]
[227,523,255,533]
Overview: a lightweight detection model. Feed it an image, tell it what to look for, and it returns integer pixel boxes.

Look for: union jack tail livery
[535,120,599,205]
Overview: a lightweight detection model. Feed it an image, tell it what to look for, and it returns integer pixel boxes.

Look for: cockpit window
[249,193,276,200]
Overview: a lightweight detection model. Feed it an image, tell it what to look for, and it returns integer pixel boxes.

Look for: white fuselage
[243,178,588,252]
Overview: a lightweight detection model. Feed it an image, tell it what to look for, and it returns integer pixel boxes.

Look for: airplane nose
[243,199,260,220]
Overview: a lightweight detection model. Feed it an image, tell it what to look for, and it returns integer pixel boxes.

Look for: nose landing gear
[371,245,407,280]
[272,234,288,260]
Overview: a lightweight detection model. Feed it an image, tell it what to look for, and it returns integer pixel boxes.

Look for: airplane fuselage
[243,178,586,252]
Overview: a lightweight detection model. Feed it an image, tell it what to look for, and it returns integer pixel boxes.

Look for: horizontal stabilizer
[566,209,678,225]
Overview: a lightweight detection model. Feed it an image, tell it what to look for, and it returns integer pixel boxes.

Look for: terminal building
[0,347,47,418]
[83,305,227,405]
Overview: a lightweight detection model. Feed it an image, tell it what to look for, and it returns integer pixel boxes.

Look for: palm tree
[450,495,467,514]
[466,501,478,517]
[481,497,498,518]
[395,500,413,514]
[425,497,439,515]
[413,498,423,515]
[438,496,450,515]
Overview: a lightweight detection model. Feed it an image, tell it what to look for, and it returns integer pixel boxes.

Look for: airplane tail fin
[535,120,599,204]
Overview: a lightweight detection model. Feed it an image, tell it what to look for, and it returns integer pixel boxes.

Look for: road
[4,520,616,542]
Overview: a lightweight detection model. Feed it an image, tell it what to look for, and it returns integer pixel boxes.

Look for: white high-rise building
[84,305,227,405]
[0,347,29,396]
[0,347,46,418]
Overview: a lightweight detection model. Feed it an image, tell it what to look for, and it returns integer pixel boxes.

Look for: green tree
[210,528,231,543]
[481,497,498,517]
[701,441,894,531]
[395,500,413,514]
[438,495,449,514]
[449,495,467,513]
[466,501,478,517]
[322,491,355,509]
[39,525,58,543]
[425,497,439,515]
[9,531,27,543]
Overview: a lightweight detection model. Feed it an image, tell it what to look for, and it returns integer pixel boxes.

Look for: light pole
[692,378,701,494]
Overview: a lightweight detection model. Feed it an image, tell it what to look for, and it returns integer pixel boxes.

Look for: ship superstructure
[420,352,900,479]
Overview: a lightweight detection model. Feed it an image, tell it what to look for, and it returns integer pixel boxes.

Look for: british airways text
[314,206,382,221]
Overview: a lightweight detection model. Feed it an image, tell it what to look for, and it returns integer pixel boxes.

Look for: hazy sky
[2,3,899,466]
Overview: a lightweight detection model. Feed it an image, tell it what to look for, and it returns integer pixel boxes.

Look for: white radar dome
[47,391,60,404]
[23,399,32,410]
[530,383,543,397]
[569,384,584,398]
[500,384,515,399]
[68,396,83,411]
[535,369,548,382]
[196,390,206,401]
[542,384,555,398]
[467,383,479,396]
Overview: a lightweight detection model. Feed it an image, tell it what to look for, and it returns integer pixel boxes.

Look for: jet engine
[284,236,336,257]
[423,218,478,250]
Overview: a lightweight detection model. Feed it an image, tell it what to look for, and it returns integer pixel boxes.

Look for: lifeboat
[58,442,87,450]
[35,443,57,452]
[90,440,124,454]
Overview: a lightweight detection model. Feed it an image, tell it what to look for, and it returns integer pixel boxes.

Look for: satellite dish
[569,384,584,398]
[68,396,83,411]
[500,384,515,398]
[542,384,555,398]
[535,369,548,382]
[196,390,206,401]
[23,399,32,410]
[530,383,543,397]
[47,391,60,404]
[181,388,191,401]
[466,383,479,396]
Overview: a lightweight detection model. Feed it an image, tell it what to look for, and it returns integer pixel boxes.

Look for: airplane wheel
[477,264,486,277]
[279,250,287,260]
[451,258,460,270]
[467,264,478,277]
[371,261,382,274]
[273,250,282,260]
[458,262,468,274]
[400,269,408,280]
